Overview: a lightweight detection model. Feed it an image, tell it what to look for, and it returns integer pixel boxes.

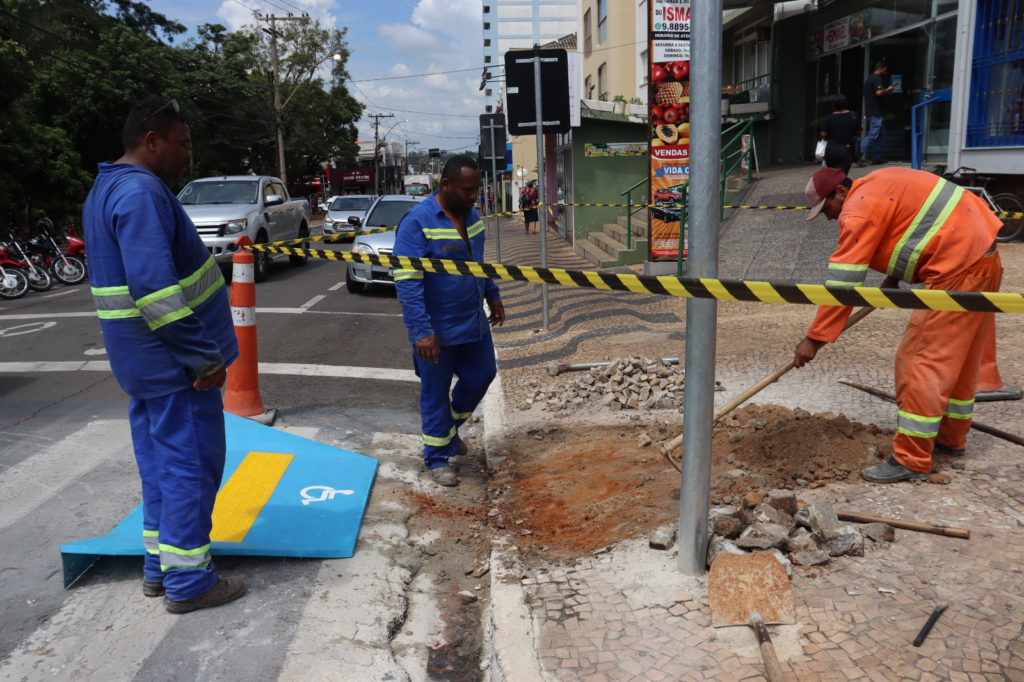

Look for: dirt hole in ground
[490,404,894,559]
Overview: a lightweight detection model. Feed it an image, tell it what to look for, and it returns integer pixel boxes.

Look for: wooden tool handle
[659,306,876,457]
[749,613,785,682]
[836,510,970,539]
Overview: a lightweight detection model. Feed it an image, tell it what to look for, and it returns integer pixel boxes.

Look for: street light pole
[367,112,394,197]
[678,0,723,576]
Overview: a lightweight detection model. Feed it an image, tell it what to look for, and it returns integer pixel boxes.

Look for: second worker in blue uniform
[393,155,506,487]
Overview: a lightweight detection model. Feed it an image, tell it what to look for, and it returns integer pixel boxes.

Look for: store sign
[339,169,373,183]
[807,9,872,59]
[649,0,690,260]
[584,142,648,157]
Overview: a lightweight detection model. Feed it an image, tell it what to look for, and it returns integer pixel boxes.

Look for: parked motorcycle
[31,218,87,285]
[5,239,53,292]
[0,251,29,299]
[63,224,86,260]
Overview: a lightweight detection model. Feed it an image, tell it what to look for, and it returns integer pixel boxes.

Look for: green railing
[616,119,756,271]
[620,176,649,251]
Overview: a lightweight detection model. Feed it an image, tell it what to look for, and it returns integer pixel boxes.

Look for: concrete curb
[487,544,551,682]
[482,346,508,469]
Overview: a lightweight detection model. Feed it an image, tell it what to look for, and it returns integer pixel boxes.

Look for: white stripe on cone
[232,306,256,326]
[233,262,254,283]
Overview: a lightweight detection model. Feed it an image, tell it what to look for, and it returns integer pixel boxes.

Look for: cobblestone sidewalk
[488,164,1024,681]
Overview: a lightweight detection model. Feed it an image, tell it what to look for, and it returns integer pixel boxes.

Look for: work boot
[143,580,165,598]
[861,457,929,483]
[455,435,469,458]
[871,158,889,165]
[856,158,870,168]
[428,465,458,487]
[975,384,1024,402]
[933,442,965,457]
[164,576,246,614]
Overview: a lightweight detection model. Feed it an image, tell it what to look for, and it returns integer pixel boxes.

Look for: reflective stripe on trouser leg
[943,397,974,419]
[893,252,1001,472]
[137,386,227,601]
[448,333,497,429]
[415,346,458,469]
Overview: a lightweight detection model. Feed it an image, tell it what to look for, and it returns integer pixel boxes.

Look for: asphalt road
[0,248,434,679]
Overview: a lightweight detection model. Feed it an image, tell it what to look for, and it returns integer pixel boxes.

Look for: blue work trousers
[861,116,885,161]
[129,386,226,601]
[414,333,497,469]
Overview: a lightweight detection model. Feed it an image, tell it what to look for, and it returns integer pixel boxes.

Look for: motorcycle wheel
[26,266,53,292]
[0,269,29,299]
[52,255,87,285]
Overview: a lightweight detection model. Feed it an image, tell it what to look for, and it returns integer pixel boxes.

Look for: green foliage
[0,0,363,227]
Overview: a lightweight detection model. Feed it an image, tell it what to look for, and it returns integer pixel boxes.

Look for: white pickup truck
[178,175,313,282]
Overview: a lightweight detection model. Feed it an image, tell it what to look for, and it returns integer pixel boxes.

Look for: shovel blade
[707,552,796,628]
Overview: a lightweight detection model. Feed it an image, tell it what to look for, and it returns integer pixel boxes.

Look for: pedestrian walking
[858,62,896,167]
[520,180,539,234]
[820,94,862,175]
[392,155,506,487]
[82,95,245,612]
[794,167,1004,483]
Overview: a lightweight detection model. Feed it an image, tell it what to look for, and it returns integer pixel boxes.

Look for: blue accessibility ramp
[60,413,378,588]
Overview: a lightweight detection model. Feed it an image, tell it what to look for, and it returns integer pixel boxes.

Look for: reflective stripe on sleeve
[467,221,485,238]
[825,262,869,287]
[181,256,224,308]
[896,409,942,438]
[393,269,423,281]
[136,285,193,330]
[943,397,974,420]
[92,285,141,319]
[422,426,457,447]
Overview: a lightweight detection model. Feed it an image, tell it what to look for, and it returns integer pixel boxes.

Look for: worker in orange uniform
[794,167,1003,483]
[977,332,1022,400]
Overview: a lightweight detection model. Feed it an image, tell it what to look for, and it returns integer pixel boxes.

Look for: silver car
[346,195,423,293]
[323,195,374,235]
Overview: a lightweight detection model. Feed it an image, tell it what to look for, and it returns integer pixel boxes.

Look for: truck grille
[194,224,226,237]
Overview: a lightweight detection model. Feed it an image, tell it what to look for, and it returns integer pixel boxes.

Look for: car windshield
[330,196,372,211]
[179,181,259,205]
[365,201,418,227]
[405,184,430,195]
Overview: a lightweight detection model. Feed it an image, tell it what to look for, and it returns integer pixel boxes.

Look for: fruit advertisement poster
[649,0,690,260]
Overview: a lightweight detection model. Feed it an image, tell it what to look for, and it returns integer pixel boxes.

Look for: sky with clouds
[148,0,486,156]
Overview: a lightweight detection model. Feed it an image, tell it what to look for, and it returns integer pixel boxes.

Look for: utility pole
[368,112,394,196]
[260,13,308,187]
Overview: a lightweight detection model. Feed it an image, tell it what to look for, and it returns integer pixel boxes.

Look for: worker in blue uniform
[393,155,506,487]
[82,96,245,613]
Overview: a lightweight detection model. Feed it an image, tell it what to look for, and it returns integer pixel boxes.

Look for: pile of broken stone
[518,357,722,413]
[706,489,894,573]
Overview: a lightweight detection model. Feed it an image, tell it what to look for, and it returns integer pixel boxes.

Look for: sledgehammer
[658,306,875,470]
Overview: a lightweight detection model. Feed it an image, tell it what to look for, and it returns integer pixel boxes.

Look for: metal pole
[488,120,501,262]
[374,119,380,197]
[678,0,722,576]
[533,44,549,332]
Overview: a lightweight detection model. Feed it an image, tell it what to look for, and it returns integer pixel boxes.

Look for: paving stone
[735,523,790,550]
[862,523,896,543]
[649,524,677,550]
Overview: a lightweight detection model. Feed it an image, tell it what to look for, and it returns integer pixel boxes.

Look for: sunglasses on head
[140,99,180,130]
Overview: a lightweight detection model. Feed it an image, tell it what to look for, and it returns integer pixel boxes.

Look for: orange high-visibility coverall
[807,168,1002,473]
[977,330,1003,391]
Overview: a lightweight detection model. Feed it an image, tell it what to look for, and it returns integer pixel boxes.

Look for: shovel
[708,552,796,682]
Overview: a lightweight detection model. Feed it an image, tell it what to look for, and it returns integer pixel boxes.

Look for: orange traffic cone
[223,235,276,425]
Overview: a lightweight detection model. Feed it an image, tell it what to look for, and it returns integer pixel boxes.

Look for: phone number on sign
[656,22,689,30]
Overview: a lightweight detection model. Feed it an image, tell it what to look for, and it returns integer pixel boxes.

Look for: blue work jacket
[393,192,500,346]
[83,163,239,399]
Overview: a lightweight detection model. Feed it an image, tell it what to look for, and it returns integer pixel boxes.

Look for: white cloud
[216,0,340,32]
[377,23,447,51]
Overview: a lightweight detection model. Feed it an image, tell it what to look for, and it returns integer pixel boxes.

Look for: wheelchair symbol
[300,486,355,505]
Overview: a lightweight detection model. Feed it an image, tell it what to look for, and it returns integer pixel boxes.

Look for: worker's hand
[880,275,900,290]
[194,366,227,391]
[487,300,505,327]
[794,337,826,368]
[415,334,441,364]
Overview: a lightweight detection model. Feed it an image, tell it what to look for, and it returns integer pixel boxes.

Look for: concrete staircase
[574,212,649,267]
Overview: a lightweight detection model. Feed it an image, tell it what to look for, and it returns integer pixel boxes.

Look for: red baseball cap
[805,167,848,221]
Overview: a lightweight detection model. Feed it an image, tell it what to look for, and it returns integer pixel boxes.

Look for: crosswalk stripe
[0,420,131,533]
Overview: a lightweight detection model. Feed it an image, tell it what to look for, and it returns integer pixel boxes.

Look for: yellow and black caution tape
[491,202,1024,218]
[247,246,1024,314]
